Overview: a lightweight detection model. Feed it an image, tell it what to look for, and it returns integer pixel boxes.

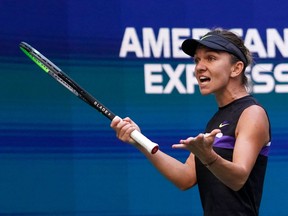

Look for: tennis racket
[19,42,159,154]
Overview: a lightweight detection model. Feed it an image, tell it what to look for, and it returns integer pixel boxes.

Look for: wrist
[203,154,219,168]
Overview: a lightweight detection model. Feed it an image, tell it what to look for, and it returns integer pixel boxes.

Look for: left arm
[173,105,270,191]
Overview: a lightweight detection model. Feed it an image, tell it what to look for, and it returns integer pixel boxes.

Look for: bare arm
[214,105,270,190]
[173,105,270,191]
[110,117,197,190]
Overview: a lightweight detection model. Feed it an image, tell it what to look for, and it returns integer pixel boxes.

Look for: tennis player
[111,28,271,216]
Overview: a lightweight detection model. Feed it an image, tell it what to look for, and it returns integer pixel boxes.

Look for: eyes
[194,55,217,65]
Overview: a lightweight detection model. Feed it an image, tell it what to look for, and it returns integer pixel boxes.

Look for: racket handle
[130,130,159,154]
[113,116,159,154]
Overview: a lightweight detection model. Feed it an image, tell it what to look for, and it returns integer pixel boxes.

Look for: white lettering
[171,28,190,58]
[274,64,288,93]
[144,63,288,94]
[163,64,186,94]
[192,28,210,40]
[143,28,170,58]
[185,64,198,94]
[119,27,288,95]
[245,28,267,58]
[251,64,274,93]
[144,64,163,93]
[267,28,288,58]
[119,27,143,57]
[120,27,288,59]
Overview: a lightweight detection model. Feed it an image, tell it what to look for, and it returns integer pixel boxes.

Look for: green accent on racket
[19,42,159,154]
[20,47,49,73]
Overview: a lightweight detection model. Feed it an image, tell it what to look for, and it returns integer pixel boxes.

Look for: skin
[110,46,270,191]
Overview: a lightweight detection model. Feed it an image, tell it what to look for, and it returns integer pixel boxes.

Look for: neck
[215,86,249,107]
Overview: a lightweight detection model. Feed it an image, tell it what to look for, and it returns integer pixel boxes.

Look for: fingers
[110,116,122,128]
[110,116,139,144]
[117,121,135,139]
[172,137,195,149]
[172,143,186,149]
[210,129,222,137]
[180,137,195,144]
[172,130,221,151]
[201,129,222,139]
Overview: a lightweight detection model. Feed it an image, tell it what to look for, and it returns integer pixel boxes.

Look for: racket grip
[130,130,159,154]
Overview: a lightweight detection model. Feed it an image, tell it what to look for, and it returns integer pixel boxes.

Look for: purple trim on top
[213,135,270,156]
[260,145,270,156]
[213,135,235,149]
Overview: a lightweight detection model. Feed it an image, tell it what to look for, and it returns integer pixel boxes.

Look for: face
[193,47,235,95]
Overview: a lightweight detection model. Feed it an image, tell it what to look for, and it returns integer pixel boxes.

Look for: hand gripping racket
[19,42,159,154]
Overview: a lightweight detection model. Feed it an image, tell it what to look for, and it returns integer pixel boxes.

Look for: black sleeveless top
[195,95,271,216]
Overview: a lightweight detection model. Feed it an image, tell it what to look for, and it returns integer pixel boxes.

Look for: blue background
[0,0,287,215]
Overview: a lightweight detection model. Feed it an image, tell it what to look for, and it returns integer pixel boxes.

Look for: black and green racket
[19,42,159,154]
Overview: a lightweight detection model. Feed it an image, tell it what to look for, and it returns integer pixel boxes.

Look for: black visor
[182,33,248,67]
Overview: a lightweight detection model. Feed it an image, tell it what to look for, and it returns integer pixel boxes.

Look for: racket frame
[19,42,159,154]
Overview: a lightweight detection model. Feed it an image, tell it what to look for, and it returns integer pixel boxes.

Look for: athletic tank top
[195,95,271,216]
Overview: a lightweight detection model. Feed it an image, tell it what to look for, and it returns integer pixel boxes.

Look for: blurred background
[0,0,287,215]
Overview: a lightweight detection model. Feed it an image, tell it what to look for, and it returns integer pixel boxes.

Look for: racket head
[19,42,116,120]
[19,42,158,154]
[19,42,62,74]
[19,42,83,96]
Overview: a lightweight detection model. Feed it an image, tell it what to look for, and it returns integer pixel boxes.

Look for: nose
[195,60,207,74]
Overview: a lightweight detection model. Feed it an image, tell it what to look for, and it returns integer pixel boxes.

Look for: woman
[110,29,271,216]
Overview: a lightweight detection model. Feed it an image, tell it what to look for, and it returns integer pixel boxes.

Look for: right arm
[110,116,197,190]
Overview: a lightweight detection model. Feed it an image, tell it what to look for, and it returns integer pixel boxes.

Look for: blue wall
[1,0,288,215]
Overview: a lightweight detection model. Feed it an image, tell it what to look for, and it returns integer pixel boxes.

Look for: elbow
[228,177,248,191]
[175,181,196,191]
[177,185,193,191]
[226,167,250,191]
[178,185,190,191]
[230,184,244,192]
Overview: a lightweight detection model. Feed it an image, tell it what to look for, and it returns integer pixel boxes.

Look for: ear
[230,61,244,78]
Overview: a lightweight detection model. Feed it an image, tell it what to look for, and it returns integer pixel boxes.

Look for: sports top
[195,95,271,216]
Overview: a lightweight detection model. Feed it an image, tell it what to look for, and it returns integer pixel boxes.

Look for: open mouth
[199,76,211,83]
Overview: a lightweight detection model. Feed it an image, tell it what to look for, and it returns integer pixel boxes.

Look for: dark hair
[210,28,252,87]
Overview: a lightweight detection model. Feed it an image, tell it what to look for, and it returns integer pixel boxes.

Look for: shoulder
[232,95,268,120]
[236,105,270,145]
[238,104,269,129]
[240,104,268,122]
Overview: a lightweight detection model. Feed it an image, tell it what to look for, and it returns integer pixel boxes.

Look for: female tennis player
[111,28,271,216]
